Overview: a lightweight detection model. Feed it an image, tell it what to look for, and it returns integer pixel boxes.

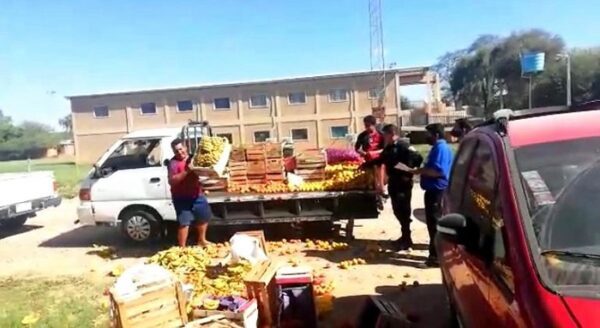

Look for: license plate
[15,202,32,213]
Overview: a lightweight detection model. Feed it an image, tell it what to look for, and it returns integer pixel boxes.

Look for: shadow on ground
[0,224,42,240]
[323,283,452,328]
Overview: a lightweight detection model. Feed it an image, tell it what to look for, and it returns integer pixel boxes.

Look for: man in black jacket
[360,124,423,250]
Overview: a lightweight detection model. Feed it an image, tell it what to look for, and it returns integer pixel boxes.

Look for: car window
[101,139,161,171]
[461,139,498,254]
[463,139,497,225]
[447,137,478,209]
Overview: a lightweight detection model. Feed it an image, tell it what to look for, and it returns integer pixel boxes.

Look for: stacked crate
[228,147,249,186]
[295,150,327,181]
[246,145,267,184]
[265,142,284,182]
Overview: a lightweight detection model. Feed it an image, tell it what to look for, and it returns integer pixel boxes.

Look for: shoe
[424,257,439,267]
[395,237,413,251]
[376,198,384,211]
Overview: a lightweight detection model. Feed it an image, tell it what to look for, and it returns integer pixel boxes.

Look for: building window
[213,98,231,110]
[368,88,379,99]
[253,131,271,143]
[328,89,349,102]
[93,106,109,118]
[249,95,268,108]
[330,126,349,139]
[140,102,156,115]
[288,92,306,105]
[177,100,193,112]
[291,128,308,141]
[216,133,233,144]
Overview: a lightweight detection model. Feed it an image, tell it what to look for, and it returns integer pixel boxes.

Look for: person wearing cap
[408,123,454,267]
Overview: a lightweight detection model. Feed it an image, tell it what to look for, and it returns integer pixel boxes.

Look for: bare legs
[177,222,209,247]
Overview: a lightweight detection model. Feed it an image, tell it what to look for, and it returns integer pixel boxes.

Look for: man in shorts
[355,115,386,209]
[168,138,212,247]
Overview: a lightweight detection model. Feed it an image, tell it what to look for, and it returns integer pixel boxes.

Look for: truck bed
[205,190,379,225]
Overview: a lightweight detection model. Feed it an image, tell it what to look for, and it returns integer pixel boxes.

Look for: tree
[439,29,593,117]
[58,114,72,133]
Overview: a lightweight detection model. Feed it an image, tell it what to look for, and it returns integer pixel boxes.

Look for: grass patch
[0,159,91,198]
[0,277,109,327]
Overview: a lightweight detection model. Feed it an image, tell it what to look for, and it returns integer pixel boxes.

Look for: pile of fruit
[338,258,366,269]
[313,275,335,296]
[195,136,227,167]
[305,239,349,251]
[228,181,290,194]
[325,163,374,191]
[147,246,253,305]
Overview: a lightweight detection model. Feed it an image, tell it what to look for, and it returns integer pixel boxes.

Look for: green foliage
[0,278,109,328]
[436,29,600,117]
[0,113,63,161]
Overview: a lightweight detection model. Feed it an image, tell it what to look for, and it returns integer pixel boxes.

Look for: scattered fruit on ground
[338,258,366,269]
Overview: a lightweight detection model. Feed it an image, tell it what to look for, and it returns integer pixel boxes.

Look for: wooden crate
[110,281,188,328]
[296,168,326,181]
[191,299,258,328]
[247,161,266,175]
[266,173,284,182]
[247,177,266,185]
[230,147,247,162]
[244,260,280,327]
[265,158,282,174]
[246,145,266,161]
[265,143,282,159]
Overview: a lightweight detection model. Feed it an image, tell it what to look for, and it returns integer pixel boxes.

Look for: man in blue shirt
[409,123,454,267]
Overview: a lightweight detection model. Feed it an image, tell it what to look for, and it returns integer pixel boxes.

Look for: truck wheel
[1,215,28,229]
[120,209,160,243]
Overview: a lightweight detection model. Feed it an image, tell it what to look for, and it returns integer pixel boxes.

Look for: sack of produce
[325,148,361,165]
[230,234,268,265]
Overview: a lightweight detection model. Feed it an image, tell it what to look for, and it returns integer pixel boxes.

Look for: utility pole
[369,0,385,108]
[556,53,572,107]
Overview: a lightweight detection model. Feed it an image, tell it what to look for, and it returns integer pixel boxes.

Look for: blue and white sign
[521,52,545,74]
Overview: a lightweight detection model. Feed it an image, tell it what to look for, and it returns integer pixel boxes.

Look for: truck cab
[78,128,179,242]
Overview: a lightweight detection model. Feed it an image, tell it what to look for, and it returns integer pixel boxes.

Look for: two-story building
[68,67,441,163]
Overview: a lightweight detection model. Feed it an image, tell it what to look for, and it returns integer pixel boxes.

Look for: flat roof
[66,66,431,100]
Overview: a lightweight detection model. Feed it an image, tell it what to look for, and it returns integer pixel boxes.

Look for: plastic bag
[230,234,268,265]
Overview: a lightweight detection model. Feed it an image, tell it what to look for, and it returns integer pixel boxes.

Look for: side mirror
[163,159,170,167]
[437,213,467,244]
[92,164,102,178]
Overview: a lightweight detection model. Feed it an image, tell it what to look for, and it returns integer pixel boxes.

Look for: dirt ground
[0,186,451,327]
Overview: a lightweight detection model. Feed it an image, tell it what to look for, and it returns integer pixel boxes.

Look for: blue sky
[1,0,599,129]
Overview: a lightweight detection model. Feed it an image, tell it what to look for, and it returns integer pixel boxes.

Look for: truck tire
[120,209,160,243]
[1,215,28,229]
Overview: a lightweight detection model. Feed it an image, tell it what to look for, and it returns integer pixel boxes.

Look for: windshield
[515,136,600,286]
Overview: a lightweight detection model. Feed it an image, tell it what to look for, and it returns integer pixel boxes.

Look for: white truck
[77,126,379,243]
[0,171,62,229]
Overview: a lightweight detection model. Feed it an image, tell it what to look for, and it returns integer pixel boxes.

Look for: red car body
[437,108,600,327]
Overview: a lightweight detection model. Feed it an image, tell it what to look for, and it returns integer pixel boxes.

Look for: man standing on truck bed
[408,123,454,267]
[355,115,386,209]
[360,124,423,250]
[168,138,213,247]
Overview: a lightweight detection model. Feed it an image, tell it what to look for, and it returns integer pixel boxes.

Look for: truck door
[92,138,168,204]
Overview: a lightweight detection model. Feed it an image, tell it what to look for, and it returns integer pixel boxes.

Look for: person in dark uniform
[360,124,423,250]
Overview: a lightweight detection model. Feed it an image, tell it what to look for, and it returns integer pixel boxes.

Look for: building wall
[70,69,438,163]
